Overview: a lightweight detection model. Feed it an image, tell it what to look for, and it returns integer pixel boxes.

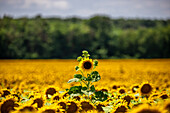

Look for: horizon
[1,14,170,20]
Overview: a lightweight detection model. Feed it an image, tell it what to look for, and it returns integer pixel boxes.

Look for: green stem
[80,81,82,87]
[87,81,91,99]
[82,80,88,85]
[80,70,85,77]
[80,70,88,85]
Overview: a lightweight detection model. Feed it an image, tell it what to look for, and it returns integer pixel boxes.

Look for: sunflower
[14,97,37,112]
[130,84,139,93]
[130,104,166,113]
[100,88,108,93]
[80,100,94,112]
[112,85,120,90]
[38,103,59,113]
[42,109,56,113]
[61,91,71,100]
[44,86,59,99]
[31,98,44,108]
[4,91,21,103]
[81,110,99,113]
[52,93,60,101]
[95,101,106,112]
[117,87,126,94]
[1,89,11,97]
[160,93,169,100]
[19,106,36,112]
[79,58,93,74]
[0,98,19,113]
[113,103,128,113]
[67,101,80,113]
[164,100,170,112]
[72,96,81,101]
[57,99,68,112]
[27,92,45,109]
[139,82,153,96]
[121,94,134,105]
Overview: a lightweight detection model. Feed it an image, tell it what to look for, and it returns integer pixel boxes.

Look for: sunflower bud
[93,60,98,66]
[82,50,88,54]
[82,50,90,57]
[77,56,82,62]
[75,66,79,71]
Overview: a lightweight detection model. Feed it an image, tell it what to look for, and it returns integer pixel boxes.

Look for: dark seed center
[83,62,92,69]
[141,84,152,94]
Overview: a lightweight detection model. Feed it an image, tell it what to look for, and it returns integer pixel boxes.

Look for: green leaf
[81,76,86,81]
[67,78,80,83]
[82,86,88,90]
[65,89,69,91]
[74,74,82,79]
[94,91,108,101]
[91,71,101,82]
[68,86,82,95]
[90,85,95,92]
[75,66,79,71]
[86,76,92,81]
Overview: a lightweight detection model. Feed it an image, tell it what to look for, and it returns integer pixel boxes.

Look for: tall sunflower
[79,58,93,74]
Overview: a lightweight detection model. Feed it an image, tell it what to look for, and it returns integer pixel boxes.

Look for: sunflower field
[0,51,170,113]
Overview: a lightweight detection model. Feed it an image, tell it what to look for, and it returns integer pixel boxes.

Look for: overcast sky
[0,0,170,19]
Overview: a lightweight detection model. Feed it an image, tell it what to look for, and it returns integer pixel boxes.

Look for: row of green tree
[0,15,170,59]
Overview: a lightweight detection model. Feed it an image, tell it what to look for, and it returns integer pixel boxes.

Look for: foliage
[0,16,170,59]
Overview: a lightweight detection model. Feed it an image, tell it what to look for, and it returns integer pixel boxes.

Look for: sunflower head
[164,100,170,112]
[44,86,58,99]
[1,89,11,97]
[122,95,133,105]
[114,105,128,113]
[1,99,19,113]
[42,109,56,113]
[31,98,44,108]
[112,85,119,90]
[53,95,60,101]
[79,58,93,74]
[139,82,153,96]
[96,103,105,112]
[118,87,126,94]
[58,101,67,110]
[160,93,168,99]
[80,101,94,111]
[19,106,36,112]
[73,96,81,101]
[67,101,79,113]
[131,104,164,113]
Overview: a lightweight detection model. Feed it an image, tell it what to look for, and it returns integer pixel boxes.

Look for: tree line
[0,15,170,59]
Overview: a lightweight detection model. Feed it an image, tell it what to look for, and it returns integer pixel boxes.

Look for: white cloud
[6,0,69,10]
[0,0,170,18]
